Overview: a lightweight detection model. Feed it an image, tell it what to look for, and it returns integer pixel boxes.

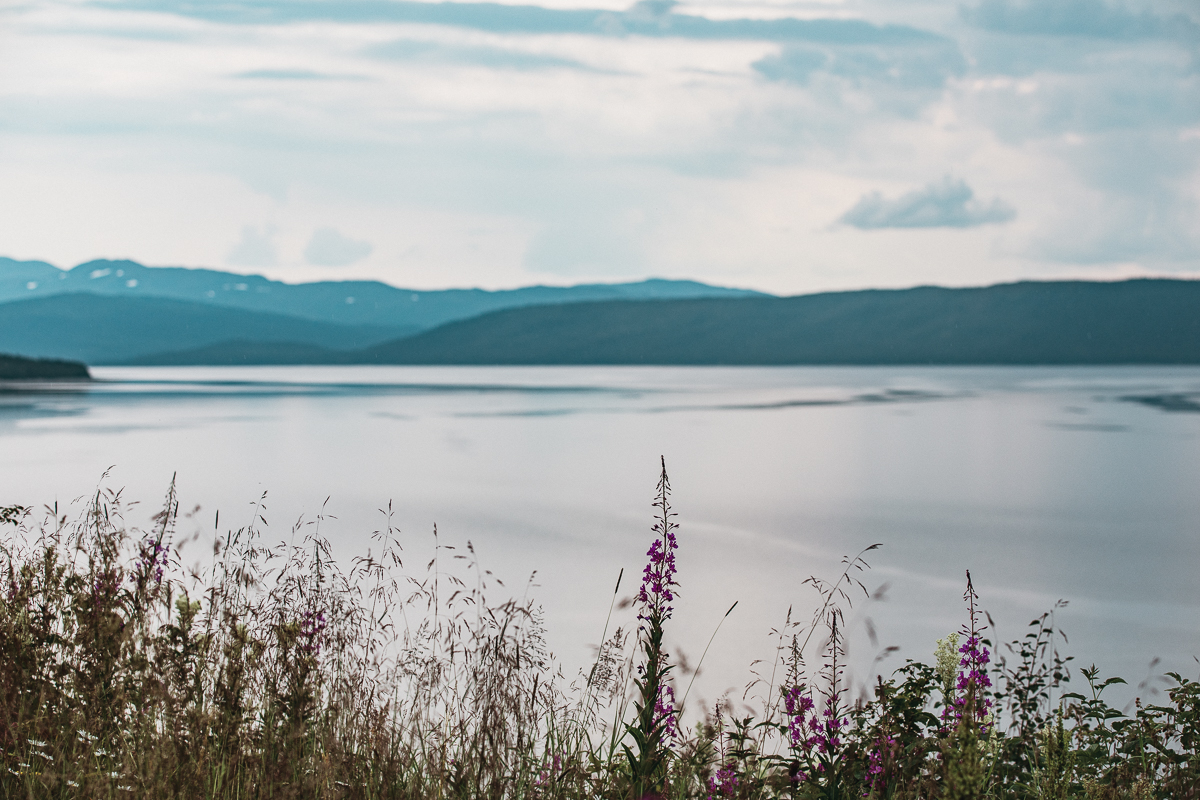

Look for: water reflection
[1,365,1198,707]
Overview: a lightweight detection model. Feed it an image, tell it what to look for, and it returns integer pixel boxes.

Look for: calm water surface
[3,366,1198,708]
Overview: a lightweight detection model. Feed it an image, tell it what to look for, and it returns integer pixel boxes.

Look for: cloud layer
[963,0,1200,41]
[102,0,945,45]
[0,0,1197,292]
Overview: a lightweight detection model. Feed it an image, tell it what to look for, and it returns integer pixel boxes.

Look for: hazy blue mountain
[0,257,768,330]
[0,258,61,286]
[0,294,414,364]
[350,279,1200,365]
[0,352,90,380]
[10,274,1197,367]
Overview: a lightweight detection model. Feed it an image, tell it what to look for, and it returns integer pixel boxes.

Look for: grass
[0,463,1197,799]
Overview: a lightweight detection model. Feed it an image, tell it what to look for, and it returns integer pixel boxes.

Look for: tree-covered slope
[354,279,1200,365]
[0,353,89,380]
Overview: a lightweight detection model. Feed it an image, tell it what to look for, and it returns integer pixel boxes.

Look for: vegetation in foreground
[1,462,1197,799]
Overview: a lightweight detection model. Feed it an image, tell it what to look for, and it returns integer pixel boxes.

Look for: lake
[2,365,1198,711]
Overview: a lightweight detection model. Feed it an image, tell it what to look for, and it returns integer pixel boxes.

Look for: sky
[1,0,1197,294]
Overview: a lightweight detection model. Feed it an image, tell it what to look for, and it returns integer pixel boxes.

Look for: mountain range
[0,257,763,330]
[0,257,764,364]
[1,257,1198,365]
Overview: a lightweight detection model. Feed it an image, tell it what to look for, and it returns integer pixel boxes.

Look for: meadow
[1,461,1196,799]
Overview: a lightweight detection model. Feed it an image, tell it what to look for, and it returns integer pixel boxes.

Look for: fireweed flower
[706,764,738,799]
[953,634,994,730]
[300,609,327,655]
[783,683,846,778]
[625,458,681,799]
[815,699,844,754]
[92,570,120,606]
[133,538,170,585]
[633,457,681,748]
[864,733,897,794]
[653,682,680,743]
[534,753,563,787]
[635,522,678,622]
[784,685,816,751]
[945,571,993,732]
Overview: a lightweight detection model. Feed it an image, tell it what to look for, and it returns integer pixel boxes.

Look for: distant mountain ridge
[340,279,1200,365]
[3,264,1197,366]
[339,279,1200,365]
[0,257,767,331]
[118,278,1200,367]
[0,294,412,364]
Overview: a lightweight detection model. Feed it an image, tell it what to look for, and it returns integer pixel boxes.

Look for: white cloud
[840,177,1016,229]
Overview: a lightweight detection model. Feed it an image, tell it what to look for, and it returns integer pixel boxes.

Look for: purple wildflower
[947,571,993,732]
[133,537,170,585]
[784,684,816,750]
[783,684,843,765]
[815,699,843,754]
[92,569,120,606]
[627,458,681,796]
[634,458,680,747]
[864,733,897,794]
[653,682,679,744]
[951,634,993,729]
[636,520,678,622]
[706,764,738,799]
[535,752,563,787]
[300,609,327,655]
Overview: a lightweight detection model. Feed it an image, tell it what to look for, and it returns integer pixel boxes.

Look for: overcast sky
[1,0,1197,293]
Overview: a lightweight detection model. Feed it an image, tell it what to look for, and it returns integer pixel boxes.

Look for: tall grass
[1,463,1196,799]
